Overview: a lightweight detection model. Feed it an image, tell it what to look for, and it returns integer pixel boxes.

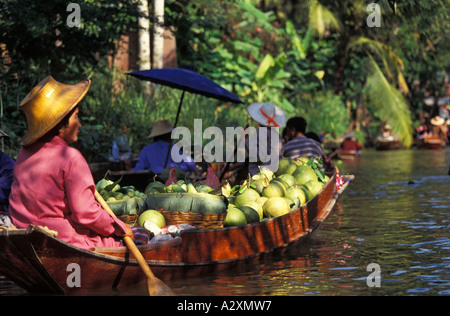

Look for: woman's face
[59,108,81,144]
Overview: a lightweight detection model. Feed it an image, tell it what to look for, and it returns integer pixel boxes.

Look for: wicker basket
[158,209,227,230]
[118,214,139,226]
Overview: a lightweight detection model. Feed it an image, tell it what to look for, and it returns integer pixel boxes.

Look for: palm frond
[347,36,409,94]
[365,55,413,147]
[308,0,342,38]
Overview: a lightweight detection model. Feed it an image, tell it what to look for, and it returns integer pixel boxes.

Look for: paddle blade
[149,278,176,296]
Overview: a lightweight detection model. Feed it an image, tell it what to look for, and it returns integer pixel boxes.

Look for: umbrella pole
[164,90,186,168]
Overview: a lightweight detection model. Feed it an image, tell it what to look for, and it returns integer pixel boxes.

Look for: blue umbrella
[127,68,244,167]
[128,68,243,128]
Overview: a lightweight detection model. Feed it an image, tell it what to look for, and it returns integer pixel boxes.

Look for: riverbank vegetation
[1,0,449,161]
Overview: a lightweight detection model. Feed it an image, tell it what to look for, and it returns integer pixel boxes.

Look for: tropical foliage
[1,0,449,160]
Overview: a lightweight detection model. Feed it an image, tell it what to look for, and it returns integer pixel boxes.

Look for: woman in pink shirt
[9,76,134,250]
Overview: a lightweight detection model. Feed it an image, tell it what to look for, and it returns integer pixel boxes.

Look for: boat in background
[416,136,446,150]
[374,137,401,151]
[0,174,354,295]
[337,149,361,160]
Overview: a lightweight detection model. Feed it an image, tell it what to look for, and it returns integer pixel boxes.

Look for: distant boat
[374,136,401,151]
[337,149,361,160]
[416,137,446,150]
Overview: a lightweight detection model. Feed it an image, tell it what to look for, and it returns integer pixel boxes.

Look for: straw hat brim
[20,76,91,146]
[147,120,174,138]
[247,103,286,127]
[430,116,445,126]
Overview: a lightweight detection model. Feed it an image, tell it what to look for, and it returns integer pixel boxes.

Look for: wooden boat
[0,174,354,295]
[374,137,401,151]
[337,149,361,160]
[416,137,446,150]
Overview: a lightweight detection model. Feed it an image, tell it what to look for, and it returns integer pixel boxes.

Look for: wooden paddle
[94,190,175,296]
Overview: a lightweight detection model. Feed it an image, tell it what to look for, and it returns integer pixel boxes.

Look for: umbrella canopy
[128,68,243,104]
[127,68,244,168]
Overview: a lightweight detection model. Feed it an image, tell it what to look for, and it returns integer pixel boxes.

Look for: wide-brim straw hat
[430,116,445,126]
[20,76,91,146]
[247,102,286,128]
[148,120,174,138]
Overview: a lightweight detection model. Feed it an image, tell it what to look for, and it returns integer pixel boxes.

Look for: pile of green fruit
[96,178,147,216]
[221,157,330,227]
[144,180,227,215]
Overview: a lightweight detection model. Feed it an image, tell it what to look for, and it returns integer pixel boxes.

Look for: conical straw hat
[20,76,91,146]
[148,120,174,138]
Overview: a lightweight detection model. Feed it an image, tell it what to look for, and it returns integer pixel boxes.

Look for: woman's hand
[120,224,134,239]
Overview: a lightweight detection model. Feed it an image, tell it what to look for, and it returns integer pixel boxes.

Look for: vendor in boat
[0,130,14,214]
[283,116,323,159]
[132,119,195,176]
[340,132,363,151]
[8,76,138,250]
[430,116,449,144]
[246,102,285,176]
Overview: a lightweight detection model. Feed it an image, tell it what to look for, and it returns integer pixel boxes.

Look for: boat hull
[416,137,446,150]
[0,174,354,295]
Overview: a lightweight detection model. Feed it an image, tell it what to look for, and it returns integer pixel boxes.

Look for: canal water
[169,147,450,296]
[1,147,449,296]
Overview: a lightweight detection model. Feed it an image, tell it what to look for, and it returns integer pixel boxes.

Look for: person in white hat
[246,103,285,175]
[133,119,195,176]
[430,116,449,144]
[8,76,138,249]
[0,130,14,214]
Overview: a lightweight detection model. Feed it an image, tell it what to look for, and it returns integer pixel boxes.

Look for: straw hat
[148,120,174,138]
[430,116,445,126]
[343,132,355,139]
[20,76,91,146]
[247,102,286,128]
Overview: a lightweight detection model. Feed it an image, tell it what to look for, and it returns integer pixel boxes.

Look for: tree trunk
[138,0,151,70]
[152,0,164,69]
[334,39,347,95]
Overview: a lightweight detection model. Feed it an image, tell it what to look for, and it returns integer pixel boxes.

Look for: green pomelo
[285,186,306,206]
[262,197,290,218]
[224,207,247,227]
[252,178,269,195]
[276,157,297,176]
[283,197,295,209]
[234,187,260,208]
[277,174,296,187]
[262,180,286,198]
[295,157,310,166]
[186,183,198,193]
[304,179,324,198]
[240,201,263,220]
[302,187,314,202]
[144,181,166,195]
[96,179,113,191]
[239,206,260,223]
[138,210,166,228]
[255,196,268,208]
[292,165,318,185]
[271,178,289,190]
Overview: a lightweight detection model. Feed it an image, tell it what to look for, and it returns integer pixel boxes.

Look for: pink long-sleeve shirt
[9,135,127,249]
